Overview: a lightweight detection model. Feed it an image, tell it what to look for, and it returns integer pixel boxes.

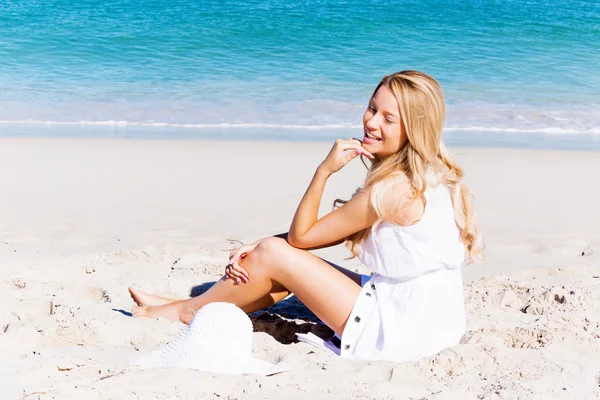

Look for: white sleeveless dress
[340,178,467,363]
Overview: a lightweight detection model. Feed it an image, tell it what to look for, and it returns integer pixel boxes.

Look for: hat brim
[138,332,290,376]
[140,352,290,376]
[137,302,290,376]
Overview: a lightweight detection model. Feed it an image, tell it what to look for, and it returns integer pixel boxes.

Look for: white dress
[340,178,467,363]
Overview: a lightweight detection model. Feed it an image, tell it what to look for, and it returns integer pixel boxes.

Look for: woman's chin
[361,142,378,155]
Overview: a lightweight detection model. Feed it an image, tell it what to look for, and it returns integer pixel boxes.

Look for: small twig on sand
[96,369,128,382]
[226,239,244,246]
[19,392,47,400]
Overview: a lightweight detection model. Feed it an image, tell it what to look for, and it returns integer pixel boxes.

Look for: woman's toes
[132,305,148,318]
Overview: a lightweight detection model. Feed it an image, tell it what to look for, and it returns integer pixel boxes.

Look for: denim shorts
[360,274,372,288]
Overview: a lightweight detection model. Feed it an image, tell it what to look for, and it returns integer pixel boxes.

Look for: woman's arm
[227,140,374,282]
[274,232,344,249]
[288,140,377,249]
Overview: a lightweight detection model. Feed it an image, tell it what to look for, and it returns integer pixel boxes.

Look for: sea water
[1,0,599,149]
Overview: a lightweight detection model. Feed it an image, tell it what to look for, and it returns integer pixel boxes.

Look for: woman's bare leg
[132,237,362,335]
[129,283,291,311]
[129,287,177,307]
[129,256,361,308]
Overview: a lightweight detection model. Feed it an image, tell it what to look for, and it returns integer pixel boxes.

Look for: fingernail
[229,258,234,264]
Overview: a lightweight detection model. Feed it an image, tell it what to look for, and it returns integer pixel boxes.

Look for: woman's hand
[319,139,374,176]
[225,242,258,283]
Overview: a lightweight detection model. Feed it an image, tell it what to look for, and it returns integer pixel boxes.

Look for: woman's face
[362,84,405,158]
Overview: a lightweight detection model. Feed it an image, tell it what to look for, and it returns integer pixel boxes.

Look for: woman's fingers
[345,149,361,163]
[230,246,249,263]
[229,249,245,264]
[348,139,374,159]
[357,147,374,159]
[337,138,374,158]
[232,262,250,281]
[230,257,250,279]
[323,138,374,175]
[226,244,256,284]
[229,244,257,264]
[225,264,249,283]
[340,141,374,159]
[225,269,244,284]
[226,246,253,283]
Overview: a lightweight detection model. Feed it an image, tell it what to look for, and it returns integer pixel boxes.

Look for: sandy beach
[1,138,599,399]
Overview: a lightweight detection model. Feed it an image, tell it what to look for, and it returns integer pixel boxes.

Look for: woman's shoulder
[369,172,412,194]
[368,172,412,202]
[366,173,418,223]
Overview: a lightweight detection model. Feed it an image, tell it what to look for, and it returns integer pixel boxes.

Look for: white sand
[1,138,599,399]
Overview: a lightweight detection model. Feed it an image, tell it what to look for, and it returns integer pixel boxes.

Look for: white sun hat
[137,302,289,376]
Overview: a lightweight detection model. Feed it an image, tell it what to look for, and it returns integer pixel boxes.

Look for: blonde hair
[343,70,483,262]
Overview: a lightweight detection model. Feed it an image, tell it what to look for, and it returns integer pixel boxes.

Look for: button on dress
[341,178,467,363]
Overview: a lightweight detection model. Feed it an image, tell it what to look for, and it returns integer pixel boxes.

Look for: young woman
[129,70,482,363]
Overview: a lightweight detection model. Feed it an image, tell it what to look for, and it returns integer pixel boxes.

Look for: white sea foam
[0,119,361,130]
[0,119,599,136]
[444,126,600,135]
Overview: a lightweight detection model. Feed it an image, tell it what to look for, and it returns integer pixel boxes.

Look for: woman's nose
[365,115,380,130]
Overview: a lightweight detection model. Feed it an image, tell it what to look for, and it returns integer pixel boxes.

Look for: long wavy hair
[342,70,483,262]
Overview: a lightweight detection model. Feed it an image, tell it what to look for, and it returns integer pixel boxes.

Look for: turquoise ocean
[1,0,599,149]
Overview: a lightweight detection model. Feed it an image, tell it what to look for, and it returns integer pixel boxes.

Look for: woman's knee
[239,237,294,279]
[253,236,291,262]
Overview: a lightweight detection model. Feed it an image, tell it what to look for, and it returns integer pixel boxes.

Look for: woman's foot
[128,286,176,307]
[131,302,187,323]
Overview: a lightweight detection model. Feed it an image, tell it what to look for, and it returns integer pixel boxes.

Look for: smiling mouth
[364,130,382,141]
